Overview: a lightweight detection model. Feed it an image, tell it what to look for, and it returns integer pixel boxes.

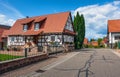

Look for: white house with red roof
[2,12,75,51]
[108,19,120,48]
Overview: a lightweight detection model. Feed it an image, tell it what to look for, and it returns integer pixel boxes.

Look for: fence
[0,46,42,62]
[0,53,48,74]
[0,44,75,62]
[0,44,74,74]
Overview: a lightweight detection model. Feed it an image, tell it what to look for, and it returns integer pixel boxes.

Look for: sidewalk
[19,52,79,77]
[0,51,78,77]
[111,49,120,57]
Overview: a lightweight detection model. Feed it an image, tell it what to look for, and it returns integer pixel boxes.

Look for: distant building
[0,24,11,50]
[101,37,108,47]
[2,12,76,51]
[108,19,120,48]
[83,38,88,45]
[103,37,108,44]
[91,41,98,47]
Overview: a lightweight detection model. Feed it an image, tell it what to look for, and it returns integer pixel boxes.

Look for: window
[51,36,55,41]
[19,37,23,42]
[115,36,120,40]
[34,23,40,30]
[23,37,25,41]
[11,37,14,41]
[23,24,28,31]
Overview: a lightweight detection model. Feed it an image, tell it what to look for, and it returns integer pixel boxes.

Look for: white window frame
[51,35,55,41]
[11,37,14,42]
[34,23,40,30]
[23,24,28,31]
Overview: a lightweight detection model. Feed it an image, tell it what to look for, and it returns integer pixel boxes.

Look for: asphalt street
[21,49,120,77]
[2,49,120,77]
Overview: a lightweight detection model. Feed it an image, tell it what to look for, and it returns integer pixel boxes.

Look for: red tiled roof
[1,30,9,38]
[21,18,34,24]
[0,27,10,42]
[4,12,75,36]
[108,19,120,32]
[34,17,46,23]
[22,30,43,35]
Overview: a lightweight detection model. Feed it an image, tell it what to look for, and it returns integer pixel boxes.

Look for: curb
[111,49,120,57]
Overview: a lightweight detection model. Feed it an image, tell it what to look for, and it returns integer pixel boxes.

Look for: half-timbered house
[2,12,76,51]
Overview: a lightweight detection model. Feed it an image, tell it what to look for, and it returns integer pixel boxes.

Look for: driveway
[1,49,120,77]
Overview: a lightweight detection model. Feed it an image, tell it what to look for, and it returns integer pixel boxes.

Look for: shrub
[118,41,120,49]
[94,46,100,48]
[3,46,7,51]
[113,42,118,49]
[83,44,88,48]
[88,45,93,48]
[99,44,105,48]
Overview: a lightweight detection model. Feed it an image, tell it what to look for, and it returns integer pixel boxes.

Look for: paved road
[22,49,120,77]
[1,49,120,77]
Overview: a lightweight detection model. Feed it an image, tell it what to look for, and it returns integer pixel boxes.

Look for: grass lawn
[0,54,22,61]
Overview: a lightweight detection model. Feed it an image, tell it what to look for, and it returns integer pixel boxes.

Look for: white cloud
[0,1,24,26]
[113,1,120,5]
[0,14,15,26]
[73,1,120,40]
[86,29,106,39]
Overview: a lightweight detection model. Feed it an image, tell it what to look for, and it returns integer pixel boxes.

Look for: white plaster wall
[109,32,120,44]
[64,35,74,42]
[38,35,63,46]
[8,36,25,46]
[38,34,74,46]
[46,35,62,42]
[8,37,10,46]
[45,35,50,42]
[65,16,73,31]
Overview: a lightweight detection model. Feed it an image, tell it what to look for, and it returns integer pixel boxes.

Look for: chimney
[26,16,29,18]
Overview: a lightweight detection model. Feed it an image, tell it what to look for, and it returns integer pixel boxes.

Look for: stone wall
[0,53,48,74]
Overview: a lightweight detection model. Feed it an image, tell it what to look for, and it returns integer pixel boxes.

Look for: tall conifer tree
[74,12,85,49]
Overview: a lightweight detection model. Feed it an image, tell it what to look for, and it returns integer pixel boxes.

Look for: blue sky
[0,0,114,17]
[0,0,120,39]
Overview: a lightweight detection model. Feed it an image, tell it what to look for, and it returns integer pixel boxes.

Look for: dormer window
[34,23,40,30]
[23,24,28,31]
